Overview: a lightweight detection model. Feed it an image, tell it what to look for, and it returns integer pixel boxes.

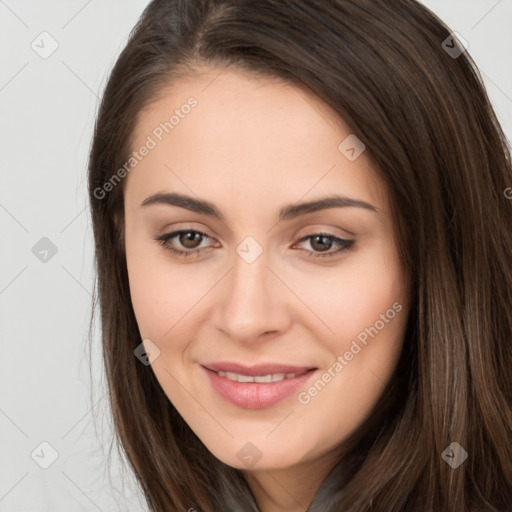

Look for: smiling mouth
[202,364,318,409]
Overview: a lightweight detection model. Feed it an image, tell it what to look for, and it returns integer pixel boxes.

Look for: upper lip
[202,362,316,376]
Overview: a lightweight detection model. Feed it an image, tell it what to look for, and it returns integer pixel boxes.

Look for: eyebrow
[140,192,378,221]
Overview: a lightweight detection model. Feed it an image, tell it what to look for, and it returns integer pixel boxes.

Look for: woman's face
[123,66,411,473]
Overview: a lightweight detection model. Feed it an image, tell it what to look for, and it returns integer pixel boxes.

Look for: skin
[123,65,411,512]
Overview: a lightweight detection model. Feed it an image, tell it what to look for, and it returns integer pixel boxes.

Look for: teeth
[236,373,254,383]
[254,375,272,383]
[217,370,297,383]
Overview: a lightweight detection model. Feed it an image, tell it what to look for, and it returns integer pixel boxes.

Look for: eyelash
[154,229,355,260]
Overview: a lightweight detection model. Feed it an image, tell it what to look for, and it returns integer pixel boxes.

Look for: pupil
[181,232,201,248]
[312,235,331,252]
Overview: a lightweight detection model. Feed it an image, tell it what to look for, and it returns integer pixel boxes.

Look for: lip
[201,362,317,409]
[203,362,315,376]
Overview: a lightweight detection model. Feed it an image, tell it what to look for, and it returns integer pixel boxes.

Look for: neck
[243,449,343,512]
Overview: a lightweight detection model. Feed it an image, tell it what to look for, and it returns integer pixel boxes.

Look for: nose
[213,246,291,344]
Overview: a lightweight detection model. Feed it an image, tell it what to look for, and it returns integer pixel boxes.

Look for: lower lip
[202,366,316,409]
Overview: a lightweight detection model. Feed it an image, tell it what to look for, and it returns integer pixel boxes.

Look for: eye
[154,229,355,260]
[154,229,215,259]
[293,232,355,259]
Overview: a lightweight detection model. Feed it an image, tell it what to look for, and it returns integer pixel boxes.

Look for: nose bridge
[214,240,288,341]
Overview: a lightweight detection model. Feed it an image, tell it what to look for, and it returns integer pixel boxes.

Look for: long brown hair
[87,1,512,510]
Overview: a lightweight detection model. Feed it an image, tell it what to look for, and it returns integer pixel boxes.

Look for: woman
[87,0,512,510]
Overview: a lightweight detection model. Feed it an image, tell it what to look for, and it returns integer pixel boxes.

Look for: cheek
[125,231,195,340]
[287,240,407,353]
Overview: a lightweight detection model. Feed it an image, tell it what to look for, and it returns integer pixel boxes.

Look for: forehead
[126,66,388,215]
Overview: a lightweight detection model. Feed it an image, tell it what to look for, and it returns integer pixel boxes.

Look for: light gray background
[1,1,511,511]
